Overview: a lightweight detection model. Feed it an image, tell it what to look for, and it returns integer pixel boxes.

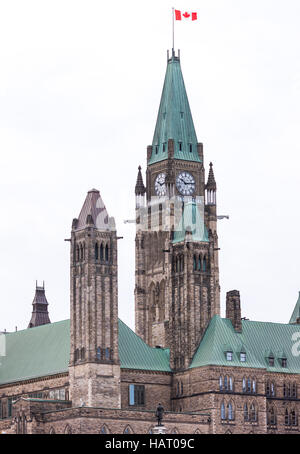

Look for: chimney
[226,290,242,332]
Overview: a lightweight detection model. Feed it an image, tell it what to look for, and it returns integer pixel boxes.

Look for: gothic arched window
[100,243,104,261]
[105,347,110,360]
[250,403,257,421]
[100,424,109,434]
[95,243,99,260]
[228,402,234,420]
[291,410,297,426]
[203,256,207,272]
[193,255,197,271]
[105,244,109,262]
[285,408,289,426]
[198,255,201,271]
[221,402,226,420]
[244,403,249,421]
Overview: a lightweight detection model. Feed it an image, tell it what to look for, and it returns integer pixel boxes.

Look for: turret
[28,282,51,328]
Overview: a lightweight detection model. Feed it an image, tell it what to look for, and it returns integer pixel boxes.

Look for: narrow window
[155,145,158,154]
[193,255,197,271]
[105,347,110,360]
[224,375,228,390]
[219,376,223,391]
[266,381,270,396]
[228,403,234,420]
[105,244,109,262]
[96,347,101,360]
[291,410,297,426]
[198,255,201,271]
[268,355,274,367]
[129,384,135,406]
[95,243,99,260]
[283,383,287,398]
[7,398,12,418]
[189,143,192,153]
[243,378,246,393]
[252,380,256,394]
[179,142,182,151]
[250,404,256,422]
[163,143,166,152]
[271,382,275,397]
[247,378,251,393]
[285,409,290,426]
[282,358,287,368]
[100,243,104,261]
[203,256,207,272]
[229,377,233,391]
[221,402,226,420]
[244,403,249,422]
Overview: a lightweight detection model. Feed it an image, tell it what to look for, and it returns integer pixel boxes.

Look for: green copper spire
[148,52,201,165]
[289,292,300,324]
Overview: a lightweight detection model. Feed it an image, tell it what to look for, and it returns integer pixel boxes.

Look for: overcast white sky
[0,0,300,332]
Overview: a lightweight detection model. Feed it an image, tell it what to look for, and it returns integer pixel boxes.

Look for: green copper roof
[289,292,300,324]
[0,320,70,385]
[148,55,201,165]
[190,315,300,373]
[172,201,209,244]
[0,319,171,385]
[118,319,171,372]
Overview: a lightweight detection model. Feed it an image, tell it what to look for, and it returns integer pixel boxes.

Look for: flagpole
[172,7,174,52]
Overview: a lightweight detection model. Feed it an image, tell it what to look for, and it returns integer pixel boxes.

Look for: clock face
[155,173,167,196]
[176,172,195,195]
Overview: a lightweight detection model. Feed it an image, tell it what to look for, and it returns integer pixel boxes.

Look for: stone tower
[69,189,121,408]
[134,51,220,370]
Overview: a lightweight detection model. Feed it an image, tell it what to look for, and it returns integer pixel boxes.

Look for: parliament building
[0,50,299,435]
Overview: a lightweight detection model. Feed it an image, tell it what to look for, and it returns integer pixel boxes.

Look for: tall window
[228,403,234,421]
[100,243,104,261]
[105,244,109,262]
[96,347,101,360]
[129,385,145,406]
[221,402,226,420]
[95,243,99,260]
[250,403,257,422]
[244,403,249,422]
[203,256,207,272]
[285,409,290,426]
[219,376,223,391]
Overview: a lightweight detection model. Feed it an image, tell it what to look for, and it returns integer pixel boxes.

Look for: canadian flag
[175,10,197,21]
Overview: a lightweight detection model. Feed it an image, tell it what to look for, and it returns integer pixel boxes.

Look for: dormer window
[155,145,158,154]
[226,351,233,361]
[240,352,246,362]
[268,356,274,367]
[282,358,287,368]
[163,143,166,152]
[179,142,182,151]
[189,143,192,153]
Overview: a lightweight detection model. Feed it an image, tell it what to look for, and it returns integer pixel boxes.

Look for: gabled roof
[172,200,209,244]
[289,292,300,324]
[0,319,171,386]
[190,315,300,373]
[148,54,200,165]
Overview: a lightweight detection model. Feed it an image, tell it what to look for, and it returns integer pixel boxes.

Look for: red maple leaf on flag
[183,12,190,18]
